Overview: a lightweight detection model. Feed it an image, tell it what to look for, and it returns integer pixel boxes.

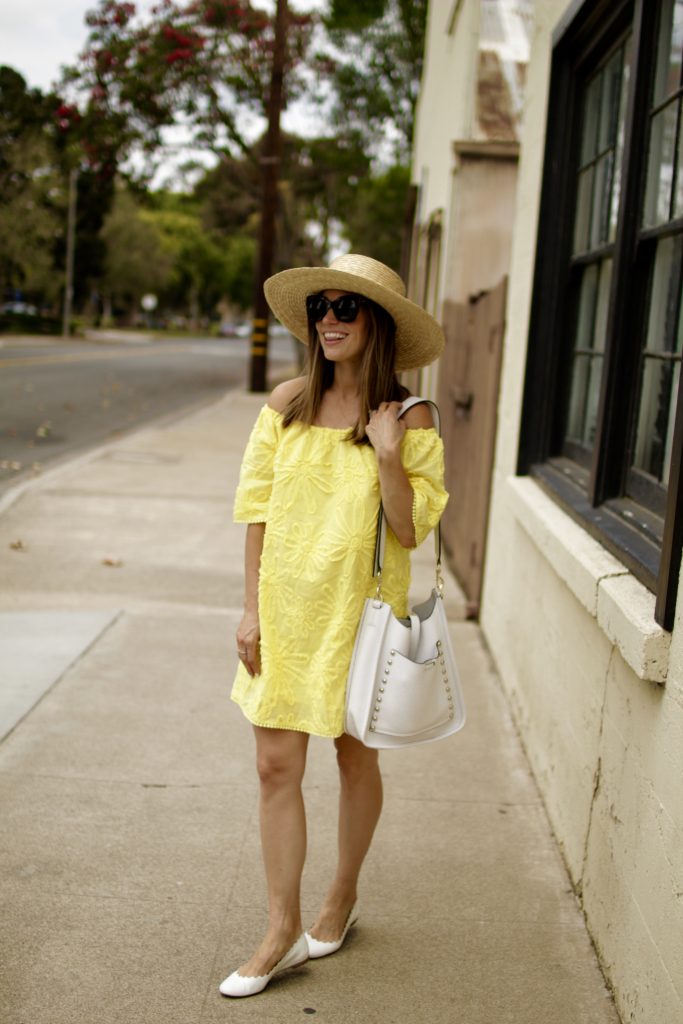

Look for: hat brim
[263,267,444,372]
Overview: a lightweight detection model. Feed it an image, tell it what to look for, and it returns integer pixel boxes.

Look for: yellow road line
[0,344,190,370]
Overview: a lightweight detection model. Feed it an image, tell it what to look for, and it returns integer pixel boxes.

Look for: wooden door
[438,277,507,617]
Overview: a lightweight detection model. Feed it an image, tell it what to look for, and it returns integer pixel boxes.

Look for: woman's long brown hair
[281,297,408,444]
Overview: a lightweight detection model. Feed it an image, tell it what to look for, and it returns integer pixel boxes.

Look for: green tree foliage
[0,65,117,311]
[342,164,411,272]
[100,186,172,316]
[222,234,257,309]
[0,68,64,300]
[100,186,256,319]
[289,133,370,264]
[0,0,428,323]
[145,204,232,318]
[64,0,315,169]
[320,0,428,164]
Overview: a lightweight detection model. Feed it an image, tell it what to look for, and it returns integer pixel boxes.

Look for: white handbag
[344,398,466,748]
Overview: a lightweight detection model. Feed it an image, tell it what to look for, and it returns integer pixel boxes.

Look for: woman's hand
[366,401,416,548]
[236,610,261,677]
[365,401,405,454]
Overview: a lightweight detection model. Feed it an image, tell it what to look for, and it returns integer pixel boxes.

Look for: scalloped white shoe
[219,933,308,998]
[305,902,359,959]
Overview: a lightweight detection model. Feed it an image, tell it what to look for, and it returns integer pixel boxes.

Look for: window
[565,37,630,463]
[519,0,683,630]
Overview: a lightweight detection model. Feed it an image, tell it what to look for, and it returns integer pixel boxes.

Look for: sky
[0,0,329,187]
[0,0,110,93]
[0,0,326,93]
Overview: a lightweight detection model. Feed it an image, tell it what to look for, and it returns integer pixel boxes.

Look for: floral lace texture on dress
[231,404,448,737]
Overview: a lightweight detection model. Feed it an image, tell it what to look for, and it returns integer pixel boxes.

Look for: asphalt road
[0,332,297,495]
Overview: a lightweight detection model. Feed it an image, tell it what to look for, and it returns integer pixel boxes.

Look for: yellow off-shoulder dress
[231,404,448,738]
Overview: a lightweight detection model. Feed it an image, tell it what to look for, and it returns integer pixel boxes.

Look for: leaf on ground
[101,556,124,568]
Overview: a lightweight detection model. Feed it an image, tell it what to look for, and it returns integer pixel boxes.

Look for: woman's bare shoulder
[402,401,435,429]
[267,377,306,412]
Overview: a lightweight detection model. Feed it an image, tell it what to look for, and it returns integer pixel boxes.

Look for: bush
[0,312,62,334]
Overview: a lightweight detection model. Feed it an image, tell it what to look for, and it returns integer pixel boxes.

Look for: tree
[100,185,172,319]
[58,0,428,334]
[342,163,411,272]
[145,202,239,321]
[318,0,429,164]
[63,0,315,172]
[0,68,63,301]
[0,65,120,315]
[288,133,370,263]
[222,234,257,310]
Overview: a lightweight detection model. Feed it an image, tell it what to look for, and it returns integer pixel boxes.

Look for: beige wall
[412,0,481,319]
[479,3,683,1023]
[410,0,523,403]
[447,144,519,302]
[413,0,480,230]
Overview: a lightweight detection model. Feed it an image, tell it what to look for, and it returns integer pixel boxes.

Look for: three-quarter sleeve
[233,404,282,523]
[402,429,449,547]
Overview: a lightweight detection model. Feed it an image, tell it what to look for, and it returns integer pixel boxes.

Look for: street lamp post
[62,166,78,339]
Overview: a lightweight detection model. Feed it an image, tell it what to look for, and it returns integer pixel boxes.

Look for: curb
[0,388,246,518]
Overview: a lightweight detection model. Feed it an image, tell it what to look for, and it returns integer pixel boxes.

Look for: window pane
[566,354,591,445]
[675,108,683,217]
[574,38,631,253]
[645,235,683,355]
[644,101,678,227]
[565,260,612,452]
[580,73,601,165]
[575,263,599,349]
[599,48,623,152]
[591,152,614,247]
[566,354,604,449]
[633,236,683,486]
[653,0,683,106]
[609,36,632,240]
[593,258,613,352]
[574,167,594,253]
[633,358,680,483]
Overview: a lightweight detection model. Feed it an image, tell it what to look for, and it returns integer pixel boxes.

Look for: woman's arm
[236,522,265,676]
[366,401,433,548]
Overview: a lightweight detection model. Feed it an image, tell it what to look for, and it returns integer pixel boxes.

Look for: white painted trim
[506,475,671,682]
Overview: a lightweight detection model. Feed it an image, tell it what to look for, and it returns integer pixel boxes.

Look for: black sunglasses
[306,293,367,323]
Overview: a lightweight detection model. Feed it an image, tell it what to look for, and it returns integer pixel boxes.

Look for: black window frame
[518,0,683,631]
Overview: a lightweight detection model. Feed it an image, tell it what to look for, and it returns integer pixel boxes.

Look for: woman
[220,253,448,998]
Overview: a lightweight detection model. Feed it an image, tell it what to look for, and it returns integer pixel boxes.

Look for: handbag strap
[373,397,444,596]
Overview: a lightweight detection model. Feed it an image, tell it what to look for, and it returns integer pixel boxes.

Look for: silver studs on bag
[437,641,456,719]
[369,643,457,731]
[370,649,396,732]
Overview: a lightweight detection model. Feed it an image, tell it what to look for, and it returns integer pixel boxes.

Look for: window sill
[505,476,671,683]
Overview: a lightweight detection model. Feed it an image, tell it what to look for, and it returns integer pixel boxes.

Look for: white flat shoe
[305,902,359,959]
[219,933,308,998]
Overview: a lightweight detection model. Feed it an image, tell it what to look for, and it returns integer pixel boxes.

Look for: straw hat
[263,253,445,371]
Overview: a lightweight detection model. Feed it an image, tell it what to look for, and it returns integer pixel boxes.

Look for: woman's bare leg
[237,726,310,977]
[308,733,383,940]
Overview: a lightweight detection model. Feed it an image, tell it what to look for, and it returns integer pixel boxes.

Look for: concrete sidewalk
[0,389,619,1024]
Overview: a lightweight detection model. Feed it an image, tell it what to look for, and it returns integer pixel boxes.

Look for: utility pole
[62,166,78,338]
[249,0,287,392]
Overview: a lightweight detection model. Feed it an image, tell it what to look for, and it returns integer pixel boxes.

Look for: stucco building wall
[476,3,683,1022]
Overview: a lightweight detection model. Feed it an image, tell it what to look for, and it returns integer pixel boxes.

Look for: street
[0,332,297,493]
